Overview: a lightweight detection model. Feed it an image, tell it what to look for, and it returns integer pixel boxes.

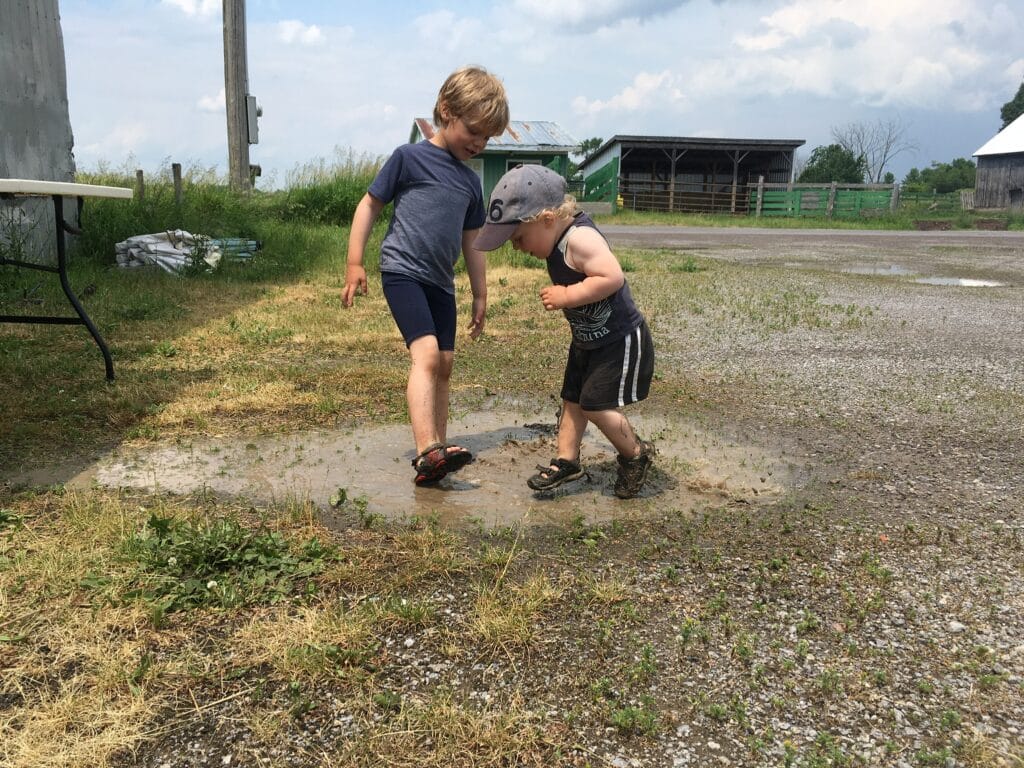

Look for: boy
[474,165,655,499]
[343,66,509,485]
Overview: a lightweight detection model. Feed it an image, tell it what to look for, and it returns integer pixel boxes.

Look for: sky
[60,0,1024,189]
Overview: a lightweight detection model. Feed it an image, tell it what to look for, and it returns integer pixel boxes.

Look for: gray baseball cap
[474,165,567,251]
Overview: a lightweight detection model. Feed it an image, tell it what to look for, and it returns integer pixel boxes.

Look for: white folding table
[0,178,133,381]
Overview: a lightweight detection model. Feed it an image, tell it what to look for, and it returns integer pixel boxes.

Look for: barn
[973,113,1024,210]
[410,119,578,199]
[578,135,804,214]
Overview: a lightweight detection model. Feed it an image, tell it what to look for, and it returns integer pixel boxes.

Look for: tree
[568,136,603,178]
[797,144,866,183]
[831,118,916,183]
[1000,81,1024,129]
[901,158,976,193]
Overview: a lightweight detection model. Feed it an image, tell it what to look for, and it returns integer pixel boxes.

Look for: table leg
[53,194,115,381]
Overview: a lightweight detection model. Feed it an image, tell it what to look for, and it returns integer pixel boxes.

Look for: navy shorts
[381,272,457,351]
[561,322,654,410]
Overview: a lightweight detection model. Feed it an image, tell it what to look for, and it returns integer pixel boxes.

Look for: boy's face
[508,216,559,258]
[439,113,493,161]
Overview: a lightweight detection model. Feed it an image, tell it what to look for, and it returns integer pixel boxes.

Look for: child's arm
[462,229,487,339]
[539,227,624,311]
[342,192,385,307]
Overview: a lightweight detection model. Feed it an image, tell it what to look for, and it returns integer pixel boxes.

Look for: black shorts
[561,322,654,410]
[381,272,457,351]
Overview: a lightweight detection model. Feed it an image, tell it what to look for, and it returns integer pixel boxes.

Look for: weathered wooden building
[410,119,578,199]
[1,0,77,256]
[579,135,804,214]
[973,113,1024,210]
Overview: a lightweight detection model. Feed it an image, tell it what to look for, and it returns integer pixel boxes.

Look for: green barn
[410,119,578,199]
[579,134,804,214]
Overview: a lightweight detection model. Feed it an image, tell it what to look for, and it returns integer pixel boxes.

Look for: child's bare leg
[583,408,641,458]
[433,350,454,444]
[556,400,588,462]
[407,335,444,453]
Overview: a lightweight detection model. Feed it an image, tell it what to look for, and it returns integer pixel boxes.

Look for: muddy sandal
[527,457,584,491]
[412,443,474,486]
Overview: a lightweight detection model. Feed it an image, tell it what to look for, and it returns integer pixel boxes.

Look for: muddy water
[68,405,796,528]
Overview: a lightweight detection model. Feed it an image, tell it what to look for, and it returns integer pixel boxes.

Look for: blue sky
[60,0,1023,188]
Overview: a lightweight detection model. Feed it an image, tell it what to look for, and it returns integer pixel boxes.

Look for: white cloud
[161,0,219,18]
[511,0,686,29]
[277,20,324,45]
[1005,58,1024,85]
[198,88,225,113]
[414,10,483,52]
[700,0,1014,110]
[573,70,685,116]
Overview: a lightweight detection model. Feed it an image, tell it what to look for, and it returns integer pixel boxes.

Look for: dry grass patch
[331,693,560,768]
[469,572,562,655]
[0,681,158,768]
[232,603,378,683]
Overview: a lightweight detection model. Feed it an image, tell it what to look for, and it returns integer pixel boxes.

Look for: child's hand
[468,294,486,339]
[539,285,569,311]
[342,264,367,307]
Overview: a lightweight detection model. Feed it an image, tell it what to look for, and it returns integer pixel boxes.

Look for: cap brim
[473,222,518,251]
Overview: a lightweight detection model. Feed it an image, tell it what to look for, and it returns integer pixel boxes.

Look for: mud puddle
[67,407,799,529]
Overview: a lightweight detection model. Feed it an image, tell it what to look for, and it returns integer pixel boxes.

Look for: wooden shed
[410,119,578,199]
[579,135,804,214]
[973,114,1024,210]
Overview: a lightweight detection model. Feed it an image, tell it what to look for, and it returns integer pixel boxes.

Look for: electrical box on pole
[245,95,261,145]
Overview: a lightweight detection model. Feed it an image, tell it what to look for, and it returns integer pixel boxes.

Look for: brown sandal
[412,443,474,486]
[527,457,583,491]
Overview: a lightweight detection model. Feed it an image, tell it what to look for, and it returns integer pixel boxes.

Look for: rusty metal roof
[411,119,578,152]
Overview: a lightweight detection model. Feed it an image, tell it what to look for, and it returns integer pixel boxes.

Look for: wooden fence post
[135,169,145,202]
[756,176,764,218]
[891,183,900,212]
[826,181,838,218]
[172,163,183,206]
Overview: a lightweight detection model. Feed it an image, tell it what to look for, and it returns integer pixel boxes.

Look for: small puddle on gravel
[788,262,1007,287]
[912,276,1005,287]
[841,264,917,276]
[67,408,796,529]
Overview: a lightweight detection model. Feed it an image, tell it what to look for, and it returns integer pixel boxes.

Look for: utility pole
[223,0,252,191]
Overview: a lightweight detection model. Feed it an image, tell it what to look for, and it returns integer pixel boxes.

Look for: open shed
[579,135,804,214]
[973,114,1024,210]
[410,119,578,199]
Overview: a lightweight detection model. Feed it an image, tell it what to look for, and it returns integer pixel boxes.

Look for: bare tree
[831,118,917,183]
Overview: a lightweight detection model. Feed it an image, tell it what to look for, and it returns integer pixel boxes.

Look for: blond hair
[433,66,510,137]
[522,194,580,222]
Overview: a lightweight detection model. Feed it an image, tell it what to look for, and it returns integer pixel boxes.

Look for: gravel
[121,228,1023,768]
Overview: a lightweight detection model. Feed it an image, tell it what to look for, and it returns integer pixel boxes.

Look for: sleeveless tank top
[546,212,644,350]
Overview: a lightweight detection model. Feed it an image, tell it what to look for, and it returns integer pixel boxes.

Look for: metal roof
[411,119,578,153]
[974,113,1024,157]
[596,134,804,154]
[579,134,805,173]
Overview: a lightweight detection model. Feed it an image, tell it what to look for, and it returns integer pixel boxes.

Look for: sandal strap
[536,457,579,477]
[412,442,447,467]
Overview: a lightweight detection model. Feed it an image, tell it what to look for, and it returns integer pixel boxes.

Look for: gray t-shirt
[369,140,485,294]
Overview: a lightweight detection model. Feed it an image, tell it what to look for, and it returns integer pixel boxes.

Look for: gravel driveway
[109,227,1024,768]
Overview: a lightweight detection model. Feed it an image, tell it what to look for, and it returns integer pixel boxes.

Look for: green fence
[581,158,619,205]
[750,183,895,219]
[895,190,962,214]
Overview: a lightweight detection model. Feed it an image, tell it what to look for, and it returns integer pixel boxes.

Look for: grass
[599,207,1024,230]
[2,170,1023,767]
